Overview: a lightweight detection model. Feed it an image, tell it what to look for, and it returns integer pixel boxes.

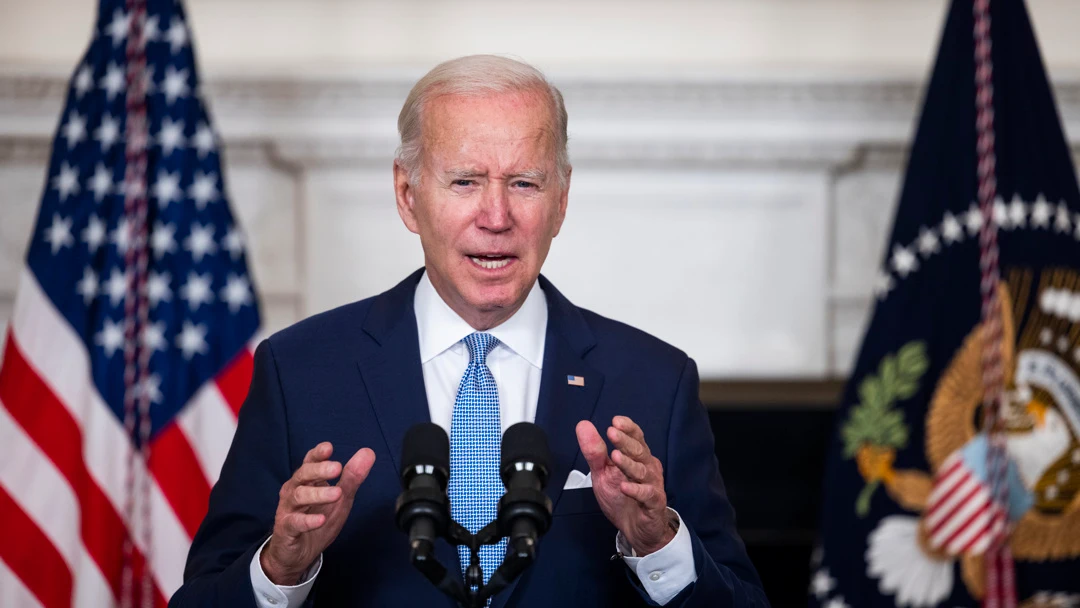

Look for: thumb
[575,420,609,475]
[338,447,376,499]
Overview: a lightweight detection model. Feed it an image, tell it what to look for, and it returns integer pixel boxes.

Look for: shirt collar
[413,270,547,368]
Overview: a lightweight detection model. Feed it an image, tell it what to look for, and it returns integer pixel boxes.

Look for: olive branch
[841,341,928,516]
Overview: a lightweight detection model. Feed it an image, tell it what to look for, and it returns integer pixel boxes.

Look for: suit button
[649,571,662,582]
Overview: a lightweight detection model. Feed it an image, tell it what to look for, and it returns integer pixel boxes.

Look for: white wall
[2,1,1080,378]
[2,0,1080,75]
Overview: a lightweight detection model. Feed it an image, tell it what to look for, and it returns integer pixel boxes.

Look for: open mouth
[467,254,515,270]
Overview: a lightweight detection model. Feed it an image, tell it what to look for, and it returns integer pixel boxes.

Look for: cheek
[527,204,564,244]
[417,200,470,248]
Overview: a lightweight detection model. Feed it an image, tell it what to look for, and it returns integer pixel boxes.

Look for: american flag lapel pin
[567,375,585,387]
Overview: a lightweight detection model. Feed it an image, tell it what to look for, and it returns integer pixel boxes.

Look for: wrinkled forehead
[420,89,560,158]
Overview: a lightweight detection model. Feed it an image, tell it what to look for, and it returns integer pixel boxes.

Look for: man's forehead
[424,90,553,133]
[428,86,549,113]
[426,138,555,172]
[418,90,559,173]
[424,101,555,150]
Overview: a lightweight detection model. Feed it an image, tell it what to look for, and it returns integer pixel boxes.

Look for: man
[171,55,768,607]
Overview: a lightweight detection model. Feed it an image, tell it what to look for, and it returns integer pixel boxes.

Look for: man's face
[394,88,569,328]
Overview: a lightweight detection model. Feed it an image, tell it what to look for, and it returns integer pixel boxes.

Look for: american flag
[0,1,260,606]
[924,452,1005,557]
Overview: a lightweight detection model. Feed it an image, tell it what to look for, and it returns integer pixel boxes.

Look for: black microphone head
[401,423,450,486]
[500,422,552,487]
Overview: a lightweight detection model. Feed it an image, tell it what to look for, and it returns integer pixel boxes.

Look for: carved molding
[0,137,50,163]
[3,69,1079,118]
[270,136,860,169]
[6,69,1080,167]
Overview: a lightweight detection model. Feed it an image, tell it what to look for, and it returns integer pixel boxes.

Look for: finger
[611,449,649,483]
[575,420,610,475]
[303,442,334,465]
[280,512,327,536]
[612,416,646,443]
[338,448,376,498]
[620,481,665,510]
[292,485,343,507]
[607,426,650,461]
[292,460,343,486]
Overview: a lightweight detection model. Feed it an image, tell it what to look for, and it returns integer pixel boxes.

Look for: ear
[394,161,421,234]
[551,166,571,238]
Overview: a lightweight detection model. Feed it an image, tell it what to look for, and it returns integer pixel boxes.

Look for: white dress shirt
[250,272,696,606]
[414,270,547,435]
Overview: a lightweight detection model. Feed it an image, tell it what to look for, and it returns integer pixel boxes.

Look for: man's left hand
[576,416,675,556]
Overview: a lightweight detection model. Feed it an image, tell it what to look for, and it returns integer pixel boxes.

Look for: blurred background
[3,1,1080,605]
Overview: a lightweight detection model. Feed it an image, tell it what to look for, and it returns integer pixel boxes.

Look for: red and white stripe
[924,454,1004,557]
[0,268,254,607]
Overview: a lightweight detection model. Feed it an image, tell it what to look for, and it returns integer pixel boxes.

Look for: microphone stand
[406,521,530,608]
[406,484,552,608]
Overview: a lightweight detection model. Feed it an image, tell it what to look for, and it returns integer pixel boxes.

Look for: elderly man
[171,55,768,608]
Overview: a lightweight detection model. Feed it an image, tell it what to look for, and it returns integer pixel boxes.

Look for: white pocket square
[563,470,592,490]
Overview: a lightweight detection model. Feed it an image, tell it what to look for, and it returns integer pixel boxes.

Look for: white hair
[395,55,569,188]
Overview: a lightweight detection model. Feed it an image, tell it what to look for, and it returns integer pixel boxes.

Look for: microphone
[395,423,451,561]
[395,421,554,607]
[497,422,554,562]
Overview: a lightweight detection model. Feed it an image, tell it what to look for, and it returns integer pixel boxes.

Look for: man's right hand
[260,442,376,585]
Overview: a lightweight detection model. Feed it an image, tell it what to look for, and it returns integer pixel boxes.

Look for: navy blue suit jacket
[171,270,769,607]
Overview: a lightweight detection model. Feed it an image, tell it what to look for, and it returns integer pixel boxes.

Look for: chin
[465,283,525,312]
[467,291,518,312]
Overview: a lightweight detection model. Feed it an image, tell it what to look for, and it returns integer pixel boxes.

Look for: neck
[426,268,527,331]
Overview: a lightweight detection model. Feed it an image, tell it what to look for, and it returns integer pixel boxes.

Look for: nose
[476,182,512,232]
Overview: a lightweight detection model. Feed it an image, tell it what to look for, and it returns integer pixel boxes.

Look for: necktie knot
[463,332,499,365]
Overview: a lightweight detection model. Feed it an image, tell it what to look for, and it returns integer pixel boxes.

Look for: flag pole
[972,0,1016,606]
[119,0,154,606]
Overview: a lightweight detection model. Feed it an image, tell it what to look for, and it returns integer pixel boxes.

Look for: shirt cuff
[615,508,697,606]
[249,536,322,608]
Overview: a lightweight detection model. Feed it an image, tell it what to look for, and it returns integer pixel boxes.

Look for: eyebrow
[443,169,548,182]
[508,169,547,182]
[444,169,484,180]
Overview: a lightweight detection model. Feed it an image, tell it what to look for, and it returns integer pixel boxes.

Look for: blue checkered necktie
[449,332,507,589]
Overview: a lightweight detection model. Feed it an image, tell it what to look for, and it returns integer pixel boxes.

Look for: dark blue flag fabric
[811,0,1080,606]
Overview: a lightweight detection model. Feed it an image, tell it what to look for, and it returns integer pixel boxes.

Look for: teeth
[470,256,511,270]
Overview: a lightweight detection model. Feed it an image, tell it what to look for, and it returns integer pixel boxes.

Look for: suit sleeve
[169,340,301,607]
[657,357,771,608]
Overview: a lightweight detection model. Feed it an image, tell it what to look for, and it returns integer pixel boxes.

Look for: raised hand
[260,442,376,585]
[576,416,675,556]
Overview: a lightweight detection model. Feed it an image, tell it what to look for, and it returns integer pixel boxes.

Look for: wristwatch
[611,510,680,560]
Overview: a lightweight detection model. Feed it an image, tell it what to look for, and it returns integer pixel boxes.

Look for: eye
[513,180,537,189]
[453,179,475,187]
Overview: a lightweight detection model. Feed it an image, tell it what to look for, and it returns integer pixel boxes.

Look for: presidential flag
[812,0,1080,606]
[0,1,260,606]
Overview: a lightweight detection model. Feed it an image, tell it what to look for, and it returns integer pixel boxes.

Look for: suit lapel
[357,349,428,481]
[490,276,604,608]
[355,269,465,590]
[534,330,604,513]
[356,268,430,476]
